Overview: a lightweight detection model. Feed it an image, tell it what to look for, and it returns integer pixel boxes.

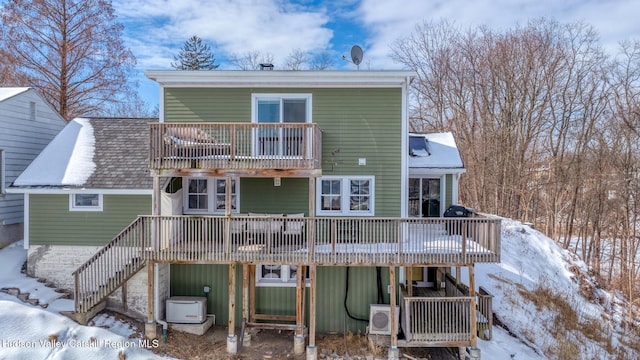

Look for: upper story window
[253,94,311,157]
[69,193,103,211]
[317,176,374,216]
[184,177,238,214]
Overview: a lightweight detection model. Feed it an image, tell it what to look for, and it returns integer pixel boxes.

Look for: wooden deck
[145,215,500,265]
[149,122,322,177]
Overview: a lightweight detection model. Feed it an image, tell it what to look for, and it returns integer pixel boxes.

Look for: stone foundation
[27,245,169,319]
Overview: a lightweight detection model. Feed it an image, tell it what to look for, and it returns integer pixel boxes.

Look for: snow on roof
[409,132,464,169]
[0,87,30,102]
[13,118,95,186]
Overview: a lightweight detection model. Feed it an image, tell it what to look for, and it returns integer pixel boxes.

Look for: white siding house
[0,88,65,245]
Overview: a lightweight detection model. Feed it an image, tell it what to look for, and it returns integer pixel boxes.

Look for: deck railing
[400,285,474,346]
[72,217,149,313]
[144,215,501,265]
[149,122,322,171]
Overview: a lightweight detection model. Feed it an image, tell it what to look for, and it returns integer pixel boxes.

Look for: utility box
[166,296,207,324]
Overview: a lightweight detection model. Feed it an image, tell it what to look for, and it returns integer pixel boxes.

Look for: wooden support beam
[242,264,249,323]
[469,265,477,347]
[296,265,305,335]
[228,263,236,336]
[253,314,296,322]
[407,267,413,297]
[308,265,317,346]
[249,265,256,323]
[389,266,397,347]
[147,261,155,323]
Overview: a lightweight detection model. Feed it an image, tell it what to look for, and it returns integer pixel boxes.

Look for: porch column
[388,266,399,360]
[227,263,237,354]
[306,265,317,360]
[294,265,306,355]
[225,176,232,216]
[469,265,478,348]
[145,260,156,339]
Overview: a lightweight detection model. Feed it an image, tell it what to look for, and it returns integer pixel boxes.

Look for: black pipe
[376,266,384,304]
[344,267,369,322]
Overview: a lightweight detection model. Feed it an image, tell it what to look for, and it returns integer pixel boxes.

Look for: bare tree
[285,48,309,70]
[230,51,275,70]
[309,51,334,70]
[0,0,136,120]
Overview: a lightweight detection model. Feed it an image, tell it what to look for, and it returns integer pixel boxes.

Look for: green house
[9,70,500,359]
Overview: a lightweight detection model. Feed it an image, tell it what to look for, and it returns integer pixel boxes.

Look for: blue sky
[112,0,640,108]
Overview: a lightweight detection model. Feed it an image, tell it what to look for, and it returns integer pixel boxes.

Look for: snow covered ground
[0,218,638,359]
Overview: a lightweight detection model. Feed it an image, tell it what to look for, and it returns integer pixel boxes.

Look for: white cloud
[114,0,332,69]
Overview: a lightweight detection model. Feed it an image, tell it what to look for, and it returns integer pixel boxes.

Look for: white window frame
[183,177,239,214]
[256,264,310,287]
[251,94,312,157]
[316,176,375,216]
[69,193,103,211]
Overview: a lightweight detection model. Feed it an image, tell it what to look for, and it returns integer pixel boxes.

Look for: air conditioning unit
[166,296,207,324]
[368,304,399,335]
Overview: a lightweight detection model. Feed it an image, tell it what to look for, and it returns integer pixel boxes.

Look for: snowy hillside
[474,219,640,359]
[0,219,638,359]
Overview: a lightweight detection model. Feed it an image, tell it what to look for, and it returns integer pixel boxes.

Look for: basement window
[256,264,310,287]
[69,193,103,211]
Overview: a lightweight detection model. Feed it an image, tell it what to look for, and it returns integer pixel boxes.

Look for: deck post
[307,265,317,360]
[145,260,156,339]
[227,263,237,354]
[249,265,256,323]
[389,266,399,360]
[468,265,478,348]
[242,264,249,332]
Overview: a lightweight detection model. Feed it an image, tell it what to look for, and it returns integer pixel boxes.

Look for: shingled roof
[12,117,155,190]
[85,118,154,189]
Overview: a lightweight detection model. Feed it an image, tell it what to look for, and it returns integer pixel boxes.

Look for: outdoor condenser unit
[166,296,207,324]
[368,304,400,335]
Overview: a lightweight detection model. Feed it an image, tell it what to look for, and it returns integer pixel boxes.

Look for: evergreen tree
[171,35,219,70]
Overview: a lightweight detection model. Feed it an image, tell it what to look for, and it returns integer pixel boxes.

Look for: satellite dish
[350,45,363,66]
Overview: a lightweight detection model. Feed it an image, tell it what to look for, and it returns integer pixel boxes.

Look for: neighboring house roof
[11,117,155,191]
[0,87,29,102]
[409,132,465,173]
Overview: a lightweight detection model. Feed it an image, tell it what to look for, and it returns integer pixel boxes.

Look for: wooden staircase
[68,217,150,324]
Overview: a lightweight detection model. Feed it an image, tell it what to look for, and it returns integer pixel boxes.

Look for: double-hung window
[317,176,374,216]
[253,94,311,157]
[69,193,103,211]
[256,264,310,287]
[184,177,238,214]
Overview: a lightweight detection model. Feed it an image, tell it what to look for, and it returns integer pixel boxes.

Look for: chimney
[259,63,274,70]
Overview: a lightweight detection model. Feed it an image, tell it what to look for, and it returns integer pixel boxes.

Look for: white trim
[145,70,416,88]
[452,174,460,205]
[69,193,103,212]
[440,175,446,216]
[159,86,165,123]
[6,188,153,195]
[316,176,375,216]
[256,264,310,287]
[400,77,409,217]
[251,93,313,124]
[23,194,29,249]
[409,168,466,176]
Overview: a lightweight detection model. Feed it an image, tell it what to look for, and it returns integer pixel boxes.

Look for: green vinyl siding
[165,87,403,217]
[29,194,151,246]
[240,178,309,214]
[170,264,396,334]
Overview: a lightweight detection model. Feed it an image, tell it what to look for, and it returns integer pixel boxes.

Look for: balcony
[149,122,322,177]
[144,215,501,265]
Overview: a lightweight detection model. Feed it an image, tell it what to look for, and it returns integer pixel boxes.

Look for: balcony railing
[149,122,322,173]
[142,215,501,265]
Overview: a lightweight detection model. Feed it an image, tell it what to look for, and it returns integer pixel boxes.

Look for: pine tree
[171,35,219,70]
